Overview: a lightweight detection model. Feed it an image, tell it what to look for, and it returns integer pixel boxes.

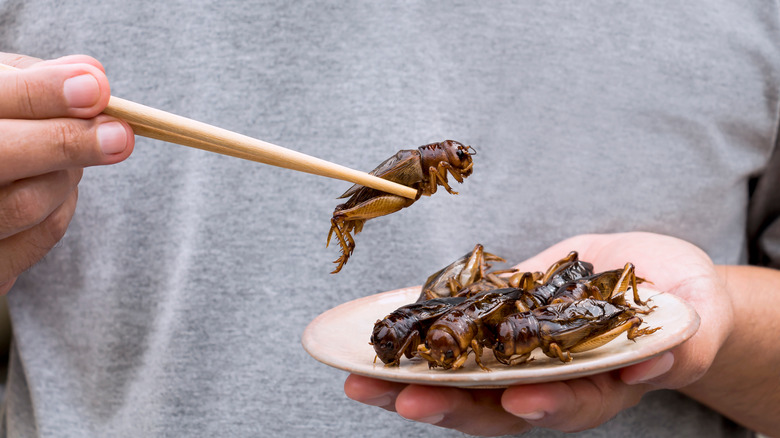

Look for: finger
[0,115,134,182]
[0,169,83,239]
[502,374,646,433]
[0,52,106,72]
[395,385,530,436]
[343,374,405,412]
[621,351,675,386]
[0,188,78,286]
[0,61,110,119]
[30,54,106,73]
[0,52,42,69]
[0,277,17,296]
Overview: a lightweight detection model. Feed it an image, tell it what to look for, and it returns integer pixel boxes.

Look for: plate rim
[302,285,701,388]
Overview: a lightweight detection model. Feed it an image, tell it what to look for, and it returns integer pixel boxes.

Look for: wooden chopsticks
[0,63,418,199]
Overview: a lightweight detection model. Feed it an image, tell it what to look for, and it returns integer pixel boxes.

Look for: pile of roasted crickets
[370,245,660,371]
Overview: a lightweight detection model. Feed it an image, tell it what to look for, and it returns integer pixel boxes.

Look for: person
[0,2,777,437]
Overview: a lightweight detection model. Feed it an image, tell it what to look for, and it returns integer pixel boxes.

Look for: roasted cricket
[491,257,660,365]
[419,243,507,301]
[327,140,475,273]
[373,244,522,366]
[549,263,650,307]
[369,248,660,371]
[492,298,660,365]
[513,251,595,311]
[370,296,467,366]
[416,288,527,370]
[491,262,658,365]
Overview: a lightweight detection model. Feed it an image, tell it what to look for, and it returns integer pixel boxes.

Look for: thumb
[0,52,111,119]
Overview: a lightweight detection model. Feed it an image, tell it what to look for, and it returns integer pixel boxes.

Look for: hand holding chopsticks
[0,62,418,199]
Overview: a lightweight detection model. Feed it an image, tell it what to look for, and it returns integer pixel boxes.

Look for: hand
[344,232,733,435]
[0,53,134,295]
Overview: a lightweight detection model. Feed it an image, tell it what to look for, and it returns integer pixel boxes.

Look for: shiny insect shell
[419,243,507,301]
[370,296,468,366]
[413,251,594,371]
[327,140,476,274]
[491,298,660,365]
[513,251,595,311]
[416,288,525,371]
[547,262,650,308]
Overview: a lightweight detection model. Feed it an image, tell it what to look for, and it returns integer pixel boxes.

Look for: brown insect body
[492,298,659,365]
[549,263,649,307]
[515,252,595,311]
[419,243,506,301]
[454,276,511,298]
[370,296,468,366]
[327,140,475,273]
[371,250,661,371]
[416,288,525,370]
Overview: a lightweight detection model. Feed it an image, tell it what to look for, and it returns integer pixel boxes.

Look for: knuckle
[50,119,88,163]
[680,357,711,385]
[0,243,45,286]
[0,186,50,233]
[0,193,74,281]
[0,279,16,295]
[40,208,70,245]
[47,194,75,242]
[0,258,24,287]
[70,168,84,185]
[0,54,40,69]
[13,74,39,118]
[40,190,77,246]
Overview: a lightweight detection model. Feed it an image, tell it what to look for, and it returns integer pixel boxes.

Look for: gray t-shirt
[2,1,777,437]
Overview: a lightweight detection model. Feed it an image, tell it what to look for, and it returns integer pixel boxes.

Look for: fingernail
[632,352,675,384]
[63,74,100,108]
[363,395,392,407]
[418,413,445,425]
[97,121,128,155]
[513,410,545,421]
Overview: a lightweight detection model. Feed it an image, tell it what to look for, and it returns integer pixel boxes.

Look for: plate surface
[302,286,700,388]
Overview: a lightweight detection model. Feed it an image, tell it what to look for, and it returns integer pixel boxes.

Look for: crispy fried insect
[419,243,506,301]
[492,298,660,365]
[327,140,476,273]
[513,251,595,311]
[453,274,513,298]
[370,296,468,366]
[549,262,650,307]
[416,288,526,371]
[372,249,661,372]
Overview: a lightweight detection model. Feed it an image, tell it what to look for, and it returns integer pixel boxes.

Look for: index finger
[0,52,42,69]
[502,374,646,433]
[0,116,134,184]
[0,61,110,119]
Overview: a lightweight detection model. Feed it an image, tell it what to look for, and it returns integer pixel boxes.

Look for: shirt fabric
[1,1,778,437]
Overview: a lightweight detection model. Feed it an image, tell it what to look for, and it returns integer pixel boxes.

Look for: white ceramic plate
[302,286,700,388]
